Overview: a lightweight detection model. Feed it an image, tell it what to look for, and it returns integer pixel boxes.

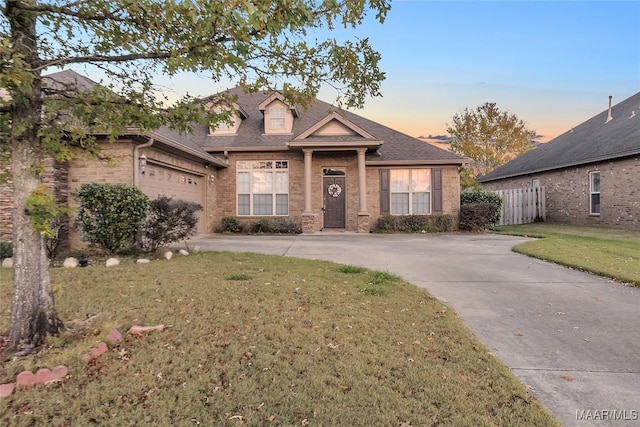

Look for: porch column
[356,148,370,233]
[357,148,368,214]
[303,149,313,214]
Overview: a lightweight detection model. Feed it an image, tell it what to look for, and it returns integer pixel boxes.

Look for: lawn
[494,223,640,286]
[0,252,559,426]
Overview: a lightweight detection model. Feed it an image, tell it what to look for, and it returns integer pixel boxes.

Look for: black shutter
[379,169,390,215]
[432,168,442,214]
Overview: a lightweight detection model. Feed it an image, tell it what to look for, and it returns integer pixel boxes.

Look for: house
[478,92,640,230]
[0,70,467,248]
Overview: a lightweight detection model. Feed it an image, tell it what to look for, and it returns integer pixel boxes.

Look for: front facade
[156,87,466,234]
[478,93,640,230]
[0,72,467,248]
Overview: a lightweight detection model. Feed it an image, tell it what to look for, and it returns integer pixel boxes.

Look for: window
[589,171,600,215]
[269,106,286,130]
[237,161,289,216]
[390,169,431,214]
[532,178,540,188]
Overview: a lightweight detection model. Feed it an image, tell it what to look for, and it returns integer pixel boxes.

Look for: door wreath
[327,183,342,198]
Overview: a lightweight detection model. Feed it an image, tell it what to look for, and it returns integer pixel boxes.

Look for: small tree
[142,196,202,251]
[74,183,149,253]
[447,102,536,185]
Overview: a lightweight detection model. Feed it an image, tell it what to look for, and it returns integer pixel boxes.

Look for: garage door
[139,163,206,233]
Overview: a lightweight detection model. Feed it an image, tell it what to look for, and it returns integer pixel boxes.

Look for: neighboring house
[0,70,467,248]
[478,92,640,230]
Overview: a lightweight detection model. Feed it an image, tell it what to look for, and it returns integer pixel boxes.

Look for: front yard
[495,223,640,286]
[0,252,558,426]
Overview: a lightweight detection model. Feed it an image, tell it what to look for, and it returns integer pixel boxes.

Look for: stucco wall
[481,156,639,229]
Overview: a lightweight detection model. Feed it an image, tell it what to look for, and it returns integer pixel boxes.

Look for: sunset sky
[158,0,640,142]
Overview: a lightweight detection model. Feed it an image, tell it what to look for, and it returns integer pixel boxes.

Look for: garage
[139,162,206,233]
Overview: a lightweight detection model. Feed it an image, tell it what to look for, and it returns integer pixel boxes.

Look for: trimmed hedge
[219,217,302,234]
[374,214,456,233]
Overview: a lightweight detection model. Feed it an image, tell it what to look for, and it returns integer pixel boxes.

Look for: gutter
[133,138,154,187]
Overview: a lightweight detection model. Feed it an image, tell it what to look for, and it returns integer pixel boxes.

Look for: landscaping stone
[63,257,79,268]
[164,251,173,260]
[179,249,189,256]
[0,382,15,398]
[192,245,201,253]
[89,341,109,358]
[129,324,165,335]
[16,371,36,388]
[105,328,123,344]
[137,258,151,263]
[49,365,69,383]
[1,257,12,268]
[105,257,120,267]
[35,368,52,384]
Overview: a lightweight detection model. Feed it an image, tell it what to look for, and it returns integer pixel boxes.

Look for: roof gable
[295,112,375,140]
[479,92,640,182]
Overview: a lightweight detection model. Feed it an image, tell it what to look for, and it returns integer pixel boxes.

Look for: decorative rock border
[0,324,165,399]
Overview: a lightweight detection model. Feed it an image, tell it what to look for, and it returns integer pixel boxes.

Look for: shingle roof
[153,87,467,165]
[478,92,640,182]
[43,70,101,93]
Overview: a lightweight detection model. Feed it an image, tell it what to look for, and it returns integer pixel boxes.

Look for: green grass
[494,223,640,285]
[0,252,559,426]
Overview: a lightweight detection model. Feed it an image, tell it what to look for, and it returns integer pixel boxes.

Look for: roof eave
[478,150,640,182]
[366,159,467,166]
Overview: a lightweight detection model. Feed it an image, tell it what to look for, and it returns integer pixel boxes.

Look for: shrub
[219,217,301,235]
[220,217,244,233]
[142,196,203,251]
[73,183,149,253]
[0,241,12,260]
[459,202,500,231]
[374,214,455,233]
[460,189,502,224]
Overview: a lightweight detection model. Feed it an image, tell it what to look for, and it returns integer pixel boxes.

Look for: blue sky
[163,0,640,142]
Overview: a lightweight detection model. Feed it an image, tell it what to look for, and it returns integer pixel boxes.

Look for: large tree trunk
[5,0,64,356]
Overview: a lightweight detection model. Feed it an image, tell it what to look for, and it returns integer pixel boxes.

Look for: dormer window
[207,102,248,135]
[258,92,298,134]
[269,106,286,130]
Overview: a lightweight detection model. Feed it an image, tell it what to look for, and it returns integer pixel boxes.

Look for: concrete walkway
[189,232,640,426]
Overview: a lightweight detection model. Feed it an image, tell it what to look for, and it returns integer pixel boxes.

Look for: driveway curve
[189,232,640,426]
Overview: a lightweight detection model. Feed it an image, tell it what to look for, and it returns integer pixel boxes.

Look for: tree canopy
[447,102,536,187]
[0,0,390,355]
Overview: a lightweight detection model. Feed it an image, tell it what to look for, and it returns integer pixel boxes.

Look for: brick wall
[0,154,69,244]
[213,151,462,233]
[482,156,639,230]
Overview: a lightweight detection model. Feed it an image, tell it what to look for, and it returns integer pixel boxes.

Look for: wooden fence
[493,187,546,226]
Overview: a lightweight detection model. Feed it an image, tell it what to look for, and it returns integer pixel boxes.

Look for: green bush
[142,196,203,251]
[460,189,502,224]
[374,214,455,233]
[73,182,149,253]
[220,217,244,233]
[459,202,499,231]
[220,217,301,234]
[0,241,12,260]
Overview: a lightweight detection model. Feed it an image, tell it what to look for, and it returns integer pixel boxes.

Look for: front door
[323,176,346,228]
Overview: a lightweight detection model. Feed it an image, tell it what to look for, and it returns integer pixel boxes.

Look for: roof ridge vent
[605,95,613,123]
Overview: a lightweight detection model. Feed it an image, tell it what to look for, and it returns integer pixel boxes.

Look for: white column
[357,148,368,214]
[303,149,313,214]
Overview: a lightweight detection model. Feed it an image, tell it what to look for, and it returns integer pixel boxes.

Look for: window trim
[236,160,289,216]
[589,170,600,216]
[389,168,432,215]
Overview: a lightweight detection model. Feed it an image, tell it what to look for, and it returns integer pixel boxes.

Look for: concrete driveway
[189,232,640,426]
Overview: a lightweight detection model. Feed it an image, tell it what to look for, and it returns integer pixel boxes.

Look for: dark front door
[323,176,346,228]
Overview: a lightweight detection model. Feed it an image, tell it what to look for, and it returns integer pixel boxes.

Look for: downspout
[133,137,154,187]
